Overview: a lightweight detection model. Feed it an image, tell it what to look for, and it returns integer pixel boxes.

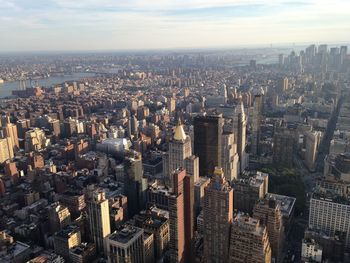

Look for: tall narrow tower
[165,120,199,185]
[168,168,194,263]
[194,115,223,177]
[124,150,147,217]
[87,189,111,255]
[253,197,284,263]
[233,100,247,172]
[251,94,264,156]
[203,167,233,263]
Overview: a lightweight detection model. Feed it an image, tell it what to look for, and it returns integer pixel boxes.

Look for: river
[0,72,97,98]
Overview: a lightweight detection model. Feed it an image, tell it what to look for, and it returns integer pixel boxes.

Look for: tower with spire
[232,99,248,173]
[163,120,199,187]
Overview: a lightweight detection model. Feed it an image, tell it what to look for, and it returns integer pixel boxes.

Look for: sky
[1,0,350,52]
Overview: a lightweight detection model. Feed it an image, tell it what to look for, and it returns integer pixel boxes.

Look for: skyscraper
[251,94,264,156]
[305,131,322,172]
[233,171,269,214]
[124,150,148,217]
[273,125,296,168]
[194,115,223,177]
[229,214,272,263]
[0,137,14,164]
[253,198,284,263]
[164,120,199,186]
[203,167,233,263]
[278,77,289,92]
[48,202,71,233]
[221,132,239,182]
[106,225,145,263]
[232,101,247,172]
[87,189,111,254]
[54,225,81,261]
[168,168,194,263]
[2,123,19,152]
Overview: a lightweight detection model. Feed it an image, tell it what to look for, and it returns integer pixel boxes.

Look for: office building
[232,101,247,172]
[106,225,144,263]
[124,151,148,217]
[24,128,47,152]
[253,198,284,263]
[0,137,14,163]
[273,125,297,168]
[131,211,170,261]
[251,94,264,156]
[87,189,111,254]
[278,77,289,92]
[229,214,272,263]
[164,120,199,186]
[194,115,223,177]
[48,202,72,233]
[54,226,81,261]
[2,122,19,151]
[221,132,239,182]
[233,171,268,214]
[203,167,233,263]
[305,131,322,172]
[16,119,31,139]
[168,168,194,263]
[69,243,96,263]
[194,177,211,214]
[301,238,322,263]
[309,191,350,248]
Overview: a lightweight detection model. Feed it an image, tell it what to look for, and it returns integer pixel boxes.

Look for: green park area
[261,167,306,215]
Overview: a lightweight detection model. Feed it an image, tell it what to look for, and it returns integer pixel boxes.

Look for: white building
[301,238,322,262]
[309,192,350,248]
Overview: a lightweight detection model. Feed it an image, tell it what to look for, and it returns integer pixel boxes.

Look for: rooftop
[266,193,296,217]
[108,225,143,245]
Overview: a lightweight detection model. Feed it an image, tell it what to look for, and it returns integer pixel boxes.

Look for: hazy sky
[1,0,349,51]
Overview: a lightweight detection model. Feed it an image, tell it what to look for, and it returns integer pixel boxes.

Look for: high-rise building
[305,131,322,172]
[221,132,239,183]
[251,94,264,156]
[278,77,289,92]
[278,54,284,67]
[253,198,284,263]
[229,214,272,263]
[131,211,170,261]
[24,128,47,152]
[16,119,31,139]
[0,137,14,164]
[2,123,19,151]
[233,171,268,214]
[54,225,81,261]
[309,191,350,248]
[194,115,223,177]
[203,167,233,263]
[168,97,176,113]
[124,151,148,217]
[106,225,145,263]
[164,120,199,186]
[69,243,96,263]
[168,168,194,263]
[48,203,71,233]
[273,125,296,168]
[87,189,111,254]
[232,101,247,172]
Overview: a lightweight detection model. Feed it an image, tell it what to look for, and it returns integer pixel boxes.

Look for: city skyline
[1,0,350,52]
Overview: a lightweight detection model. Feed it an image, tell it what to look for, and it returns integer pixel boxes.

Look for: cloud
[0,0,349,51]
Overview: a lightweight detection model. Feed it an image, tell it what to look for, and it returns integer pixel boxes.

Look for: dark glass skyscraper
[193,115,223,177]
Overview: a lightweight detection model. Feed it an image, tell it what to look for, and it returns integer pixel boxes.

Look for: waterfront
[0,72,96,98]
